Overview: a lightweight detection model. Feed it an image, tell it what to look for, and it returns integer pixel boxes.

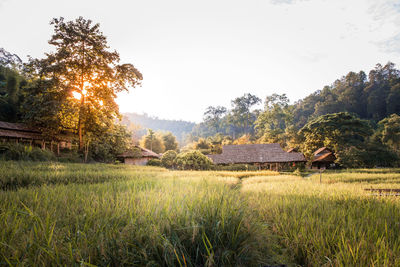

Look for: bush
[174,150,213,170]
[0,143,56,161]
[213,164,259,171]
[161,150,177,168]
[146,158,162,166]
[337,144,399,168]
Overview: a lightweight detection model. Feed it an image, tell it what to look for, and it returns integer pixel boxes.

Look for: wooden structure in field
[0,121,72,154]
[118,146,160,165]
[311,147,336,169]
[207,143,306,170]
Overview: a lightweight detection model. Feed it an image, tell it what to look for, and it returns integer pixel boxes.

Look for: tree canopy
[24,17,142,151]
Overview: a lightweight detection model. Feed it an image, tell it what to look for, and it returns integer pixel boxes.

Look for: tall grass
[243,175,400,266]
[0,165,282,266]
[0,161,165,190]
[1,162,400,266]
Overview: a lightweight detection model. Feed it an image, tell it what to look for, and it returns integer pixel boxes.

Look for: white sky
[1,0,399,122]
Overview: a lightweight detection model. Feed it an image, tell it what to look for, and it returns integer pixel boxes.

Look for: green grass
[1,162,400,266]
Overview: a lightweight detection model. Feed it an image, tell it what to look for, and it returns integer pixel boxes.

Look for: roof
[314,147,332,156]
[119,146,160,159]
[0,121,72,141]
[313,152,336,163]
[0,121,40,133]
[0,129,42,140]
[207,143,306,164]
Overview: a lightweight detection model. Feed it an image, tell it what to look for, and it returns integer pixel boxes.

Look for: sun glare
[72,91,82,100]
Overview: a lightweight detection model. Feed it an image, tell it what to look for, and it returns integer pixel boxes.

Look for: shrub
[174,150,213,170]
[337,143,399,168]
[213,164,259,171]
[161,150,177,168]
[0,143,56,161]
[146,158,162,166]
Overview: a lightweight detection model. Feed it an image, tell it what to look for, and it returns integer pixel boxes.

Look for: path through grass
[1,162,400,266]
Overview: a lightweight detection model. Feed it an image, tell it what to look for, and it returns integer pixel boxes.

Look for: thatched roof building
[207,143,306,167]
[0,121,42,140]
[0,121,72,152]
[312,147,336,169]
[118,146,160,165]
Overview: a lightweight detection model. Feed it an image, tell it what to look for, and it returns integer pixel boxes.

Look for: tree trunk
[78,94,85,151]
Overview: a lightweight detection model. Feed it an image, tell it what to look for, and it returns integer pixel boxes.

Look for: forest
[1,17,400,168]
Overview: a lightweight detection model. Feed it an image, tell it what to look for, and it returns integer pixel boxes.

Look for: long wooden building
[207,143,306,170]
[0,121,72,154]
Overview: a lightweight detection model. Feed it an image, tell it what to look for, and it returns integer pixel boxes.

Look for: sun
[72,86,88,100]
[72,91,82,100]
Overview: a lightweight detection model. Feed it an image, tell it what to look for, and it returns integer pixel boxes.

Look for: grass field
[0,162,400,266]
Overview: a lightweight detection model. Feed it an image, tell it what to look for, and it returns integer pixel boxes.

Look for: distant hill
[121,113,196,144]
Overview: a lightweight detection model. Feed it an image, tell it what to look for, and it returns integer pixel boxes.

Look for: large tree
[162,132,179,151]
[140,129,165,154]
[203,106,227,134]
[25,17,142,150]
[299,112,373,159]
[378,114,400,152]
[229,93,261,136]
[255,93,293,146]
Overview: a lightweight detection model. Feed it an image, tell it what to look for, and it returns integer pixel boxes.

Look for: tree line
[189,62,400,168]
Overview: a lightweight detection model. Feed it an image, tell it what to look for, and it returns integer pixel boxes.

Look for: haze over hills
[121,113,196,144]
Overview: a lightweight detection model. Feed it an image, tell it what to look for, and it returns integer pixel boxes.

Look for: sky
[1,0,400,122]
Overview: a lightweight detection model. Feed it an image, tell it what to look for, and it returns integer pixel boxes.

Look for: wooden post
[275,162,278,171]
[57,143,60,156]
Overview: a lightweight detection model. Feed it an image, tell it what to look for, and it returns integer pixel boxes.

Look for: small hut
[312,147,336,169]
[118,146,160,165]
[207,143,306,171]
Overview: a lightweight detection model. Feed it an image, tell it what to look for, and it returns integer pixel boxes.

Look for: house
[312,147,336,169]
[0,120,72,154]
[207,143,306,170]
[118,146,160,165]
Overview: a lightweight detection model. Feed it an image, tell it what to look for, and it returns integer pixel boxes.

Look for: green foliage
[194,138,210,149]
[255,93,294,147]
[337,143,399,168]
[146,158,162,166]
[174,150,213,170]
[299,112,372,159]
[0,62,26,122]
[88,124,131,163]
[0,143,56,162]
[140,129,165,154]
[213,164,259,171]
[203,106,227,134]
[161,132,178,151]
[293,63,400,127]
[23,17,142,150]
[229,93,261,136]
[378,114,400,152]
[161,150,177,168]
